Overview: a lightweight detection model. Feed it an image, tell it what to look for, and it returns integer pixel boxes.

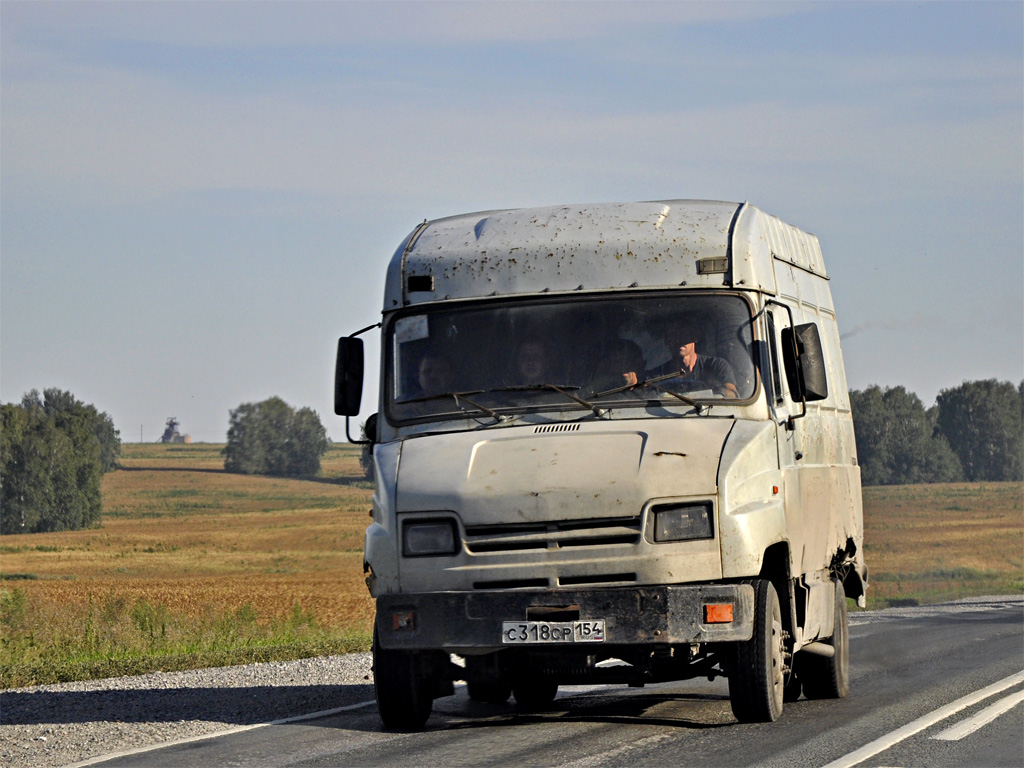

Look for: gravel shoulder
[0,653,373,768]
[2,596,1021,768]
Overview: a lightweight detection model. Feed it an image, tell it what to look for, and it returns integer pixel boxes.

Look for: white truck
[335,200,867,728]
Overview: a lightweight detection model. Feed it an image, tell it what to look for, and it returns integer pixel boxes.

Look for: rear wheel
[800,578,850,699]
[373,628,433,730]
[729,579,786,722]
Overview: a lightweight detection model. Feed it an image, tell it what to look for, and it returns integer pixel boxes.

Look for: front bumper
[376,583,755,651]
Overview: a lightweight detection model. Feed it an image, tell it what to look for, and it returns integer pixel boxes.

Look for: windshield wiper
[492,384,607,417]
[404,391,508,422]
[593,371,682,399]
[643,382,701,410]
[594,372,702,411]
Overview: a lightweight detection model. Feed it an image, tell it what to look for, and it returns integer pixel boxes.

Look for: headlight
[652,502,714,542]
[402,519,459,557]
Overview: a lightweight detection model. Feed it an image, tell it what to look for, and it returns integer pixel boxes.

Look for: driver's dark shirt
[647,354,737,395]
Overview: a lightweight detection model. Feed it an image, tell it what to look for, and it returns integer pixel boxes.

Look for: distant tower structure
[159,417,191,444]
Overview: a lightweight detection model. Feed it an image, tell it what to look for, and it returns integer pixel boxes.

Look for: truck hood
[395,419,735,525]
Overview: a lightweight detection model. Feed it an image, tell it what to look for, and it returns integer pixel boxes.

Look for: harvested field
[1,444,375,686]
[862,482,1023,606]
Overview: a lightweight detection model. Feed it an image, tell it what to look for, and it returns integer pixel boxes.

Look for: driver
[641,319,739,398]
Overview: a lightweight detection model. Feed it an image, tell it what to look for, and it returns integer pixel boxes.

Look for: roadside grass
[0,587,367,686]
[0,443,375,688]
[1,442,1020,686]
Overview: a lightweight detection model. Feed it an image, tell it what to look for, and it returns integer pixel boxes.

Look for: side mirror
[335,337,364,416]
[782,323,828,403]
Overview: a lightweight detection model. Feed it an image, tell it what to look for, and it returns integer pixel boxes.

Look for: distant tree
[223,397,329,476]
[0,389,120,534]
[934,380,1023,481]
[850,385,963,486]
[35,388,121,472]
[1,403,44,533]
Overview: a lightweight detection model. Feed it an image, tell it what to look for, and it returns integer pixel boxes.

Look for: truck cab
[336,200,867,728]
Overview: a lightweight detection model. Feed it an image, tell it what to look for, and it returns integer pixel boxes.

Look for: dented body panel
[351,199,865,694]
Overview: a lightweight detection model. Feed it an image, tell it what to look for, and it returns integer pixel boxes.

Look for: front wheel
[373,628,433,730]
[729,579,787,723]
[800,578,850,699]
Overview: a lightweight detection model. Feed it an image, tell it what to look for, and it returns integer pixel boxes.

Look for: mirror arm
[346,415,368,445]
[350,322,382,338]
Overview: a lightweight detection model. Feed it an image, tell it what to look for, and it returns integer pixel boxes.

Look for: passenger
[415,352,455,397]
[645,320,739,398]
[514,338,549,385]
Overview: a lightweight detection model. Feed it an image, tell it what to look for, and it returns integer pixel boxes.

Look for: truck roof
[384,200,826,309]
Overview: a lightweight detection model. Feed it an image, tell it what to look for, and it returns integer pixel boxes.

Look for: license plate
[501,619,605,644]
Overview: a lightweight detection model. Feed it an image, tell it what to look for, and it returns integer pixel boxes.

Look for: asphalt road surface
[89,598,1023,768]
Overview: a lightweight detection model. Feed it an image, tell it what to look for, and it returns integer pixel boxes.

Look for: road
[90,599,1023,768]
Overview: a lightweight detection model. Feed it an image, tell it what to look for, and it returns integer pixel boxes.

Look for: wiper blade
[491,384,581,392]
[544,384,607,417]
[492,384,607,417]
[594,372,701,411]
[404,391,507,422]
[593,371,683,399]
[643,382,700,409]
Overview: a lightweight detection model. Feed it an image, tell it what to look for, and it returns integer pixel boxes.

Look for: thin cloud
[1,2,805,49]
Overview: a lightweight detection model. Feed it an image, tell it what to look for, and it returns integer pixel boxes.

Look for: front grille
[471,572,639,590]
[533,424,581,433]
[559,572,637,586]
[464,515,642,554]
[473,577,549,590]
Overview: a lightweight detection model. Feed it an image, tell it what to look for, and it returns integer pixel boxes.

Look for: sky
[2,1,1022,443]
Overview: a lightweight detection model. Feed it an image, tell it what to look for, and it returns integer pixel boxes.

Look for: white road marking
[556,732,675,768]
[819,671,1024,768]
[931,688,1024,741]
[63,699,377,768]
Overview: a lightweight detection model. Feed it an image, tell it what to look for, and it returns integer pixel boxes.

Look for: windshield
[386,293,756,422]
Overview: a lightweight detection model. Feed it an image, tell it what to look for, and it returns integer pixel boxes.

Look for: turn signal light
[704,603,734,623]
[392,611,416,631]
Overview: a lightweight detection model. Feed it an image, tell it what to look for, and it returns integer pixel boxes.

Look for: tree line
[850,379,1023,486]
[2,380,1018,534]
[1,390,330,535]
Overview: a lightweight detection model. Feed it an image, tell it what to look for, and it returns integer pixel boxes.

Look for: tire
[800,578,850,700]
[467,681,512,703]
[373,627,433,730]
[729,579,786,723]
[512,678,559,709]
